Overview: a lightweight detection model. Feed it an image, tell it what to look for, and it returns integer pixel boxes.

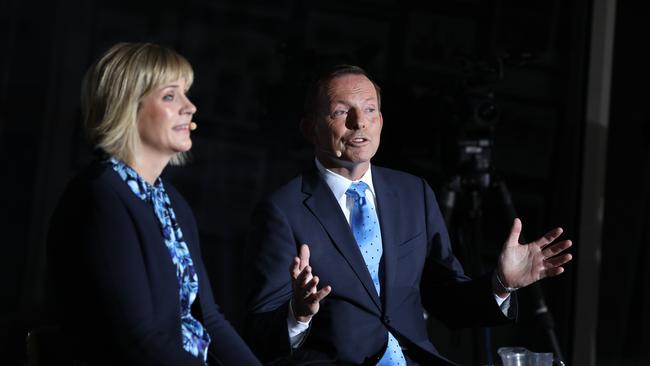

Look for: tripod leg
[439,176,461,228]
[454,187,495,365]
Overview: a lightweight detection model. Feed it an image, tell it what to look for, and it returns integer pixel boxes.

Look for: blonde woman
[47,43,260,366]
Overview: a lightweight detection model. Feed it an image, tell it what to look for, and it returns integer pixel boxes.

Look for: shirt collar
[108,157,164,201]
[314,158,375,200]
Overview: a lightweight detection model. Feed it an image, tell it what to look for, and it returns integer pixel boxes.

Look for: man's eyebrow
[331,100,351,106]
[328,96,377,107]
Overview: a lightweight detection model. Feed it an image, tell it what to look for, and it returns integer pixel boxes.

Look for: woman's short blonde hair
[81,42,194,166]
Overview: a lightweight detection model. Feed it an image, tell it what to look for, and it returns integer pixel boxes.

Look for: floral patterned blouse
[109,158,211,364]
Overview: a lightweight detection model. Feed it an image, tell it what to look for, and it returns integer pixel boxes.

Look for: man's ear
[300,117,315,144]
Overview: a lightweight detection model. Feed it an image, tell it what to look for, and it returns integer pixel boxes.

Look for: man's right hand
[290,244,332,323]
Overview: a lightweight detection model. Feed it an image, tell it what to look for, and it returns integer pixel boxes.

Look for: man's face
[310,74,383,171]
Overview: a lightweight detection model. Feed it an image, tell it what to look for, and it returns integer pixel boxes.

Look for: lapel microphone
[316,145,342,158]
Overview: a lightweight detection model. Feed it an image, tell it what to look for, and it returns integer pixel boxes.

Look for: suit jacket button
[383,315,391,324]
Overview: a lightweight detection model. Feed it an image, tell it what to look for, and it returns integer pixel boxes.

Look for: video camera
[443,56,504,191]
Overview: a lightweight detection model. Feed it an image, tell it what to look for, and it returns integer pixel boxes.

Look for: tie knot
[346,181,370,199]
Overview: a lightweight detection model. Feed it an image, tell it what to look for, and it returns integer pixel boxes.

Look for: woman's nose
[182,95,197,115]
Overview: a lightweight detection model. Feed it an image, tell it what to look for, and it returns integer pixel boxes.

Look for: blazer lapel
[372,168,401,311]
[302,170,382,310]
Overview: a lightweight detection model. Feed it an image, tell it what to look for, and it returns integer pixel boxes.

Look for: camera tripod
[438,169,566,366]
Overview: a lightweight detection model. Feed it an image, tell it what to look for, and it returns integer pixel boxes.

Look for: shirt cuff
[494,293,512,316]
[287,298,311,348]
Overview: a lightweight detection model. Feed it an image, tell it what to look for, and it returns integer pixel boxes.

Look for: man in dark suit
[245,65,572,365]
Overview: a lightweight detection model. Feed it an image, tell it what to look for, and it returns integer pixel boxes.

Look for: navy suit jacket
[245,165,514,365]
[48,161,260,366]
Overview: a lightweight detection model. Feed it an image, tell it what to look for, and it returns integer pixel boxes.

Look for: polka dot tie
[346,182,406,366]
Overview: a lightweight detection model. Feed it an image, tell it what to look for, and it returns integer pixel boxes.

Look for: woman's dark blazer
[47,160,260,366]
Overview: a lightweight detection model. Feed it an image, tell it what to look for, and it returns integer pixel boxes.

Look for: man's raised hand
[290,244,332,323]
[496,218,573,296]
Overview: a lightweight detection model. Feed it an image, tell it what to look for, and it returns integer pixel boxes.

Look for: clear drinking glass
[497,347,553,366]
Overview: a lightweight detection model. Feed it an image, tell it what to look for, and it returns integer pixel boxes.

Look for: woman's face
[136,78,196,163]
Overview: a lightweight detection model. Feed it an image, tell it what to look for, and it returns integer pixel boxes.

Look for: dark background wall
[598,1,650,365]
[0,0,647,365]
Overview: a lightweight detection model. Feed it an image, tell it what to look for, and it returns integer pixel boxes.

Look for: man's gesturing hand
[290,244,332,323]
[496,218,573,297]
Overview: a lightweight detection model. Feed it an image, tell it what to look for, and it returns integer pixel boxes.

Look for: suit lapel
[372,167,400,311]
[302,170,382,310]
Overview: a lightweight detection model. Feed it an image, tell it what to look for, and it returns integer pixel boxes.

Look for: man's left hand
[496,218,573,295]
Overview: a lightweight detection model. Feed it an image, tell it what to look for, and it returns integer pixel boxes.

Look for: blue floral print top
[109,158,211,364]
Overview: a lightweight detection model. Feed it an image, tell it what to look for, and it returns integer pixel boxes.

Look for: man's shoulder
[372,165,428,190]
[372,165,422,181]
[266,173,309,200]
[265,166,429,199]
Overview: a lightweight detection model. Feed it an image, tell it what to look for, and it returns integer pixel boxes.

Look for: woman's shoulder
[60,160,130,206]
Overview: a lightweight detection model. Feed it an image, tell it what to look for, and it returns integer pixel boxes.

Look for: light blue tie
[346,182,406,366]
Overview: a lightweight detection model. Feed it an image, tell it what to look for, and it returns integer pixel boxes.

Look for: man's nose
[345,108,365,130]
